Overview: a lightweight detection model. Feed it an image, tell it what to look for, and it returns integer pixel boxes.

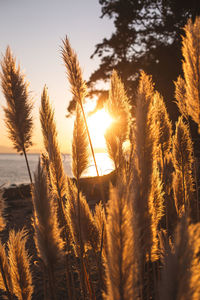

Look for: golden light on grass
[87,108,113,149]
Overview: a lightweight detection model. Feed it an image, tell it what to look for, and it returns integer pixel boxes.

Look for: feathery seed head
[172,116,194,172]
[8,229,33,300]
[104,185,137,300]
[32,159,64,267]
[66,180,100,254]
[172,116,194,215]
[174,76,188,120]
[107,70,131,140]
[182,17,200,131]
[72,103,89,179]
[61,36,87,104]
[153,91,172,155]
[94,201,107,256]
[105,70,131,169]
[0,240,13,295]
[1,46,33,153]
[159,217,200,300]
[40,86,68,199]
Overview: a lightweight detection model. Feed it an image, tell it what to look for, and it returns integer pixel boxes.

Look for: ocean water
[0,153,114,187]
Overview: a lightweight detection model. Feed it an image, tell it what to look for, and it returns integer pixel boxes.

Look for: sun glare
[87,108,113,149]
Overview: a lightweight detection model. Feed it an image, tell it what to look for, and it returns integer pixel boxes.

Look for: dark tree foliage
[84,0,200,121]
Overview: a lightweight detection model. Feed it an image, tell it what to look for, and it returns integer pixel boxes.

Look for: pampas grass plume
[8,229,33,300]
[0,241,13,299]
[32,159,64,267]
[172,116,193,172]
[104,185,136,300]
[61,36,87,104]
[105,70,131,169]
[1,47,33,154]
[182,17,200,132]
[159,217,200,300]
[174,76,188,120]
[153,91,172,157]
[40,86,68,199]
[66,181,100,254]
[94,201,107,255]
[172,116,194,214]
[107,70,131,140]
[132,71,156,259]
[1,47,33,183]
[72,103,89,179]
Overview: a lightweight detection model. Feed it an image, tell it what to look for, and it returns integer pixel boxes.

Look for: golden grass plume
[72,103,89,180]
[61,36,87,104]
[40,86,68,199]
[153,91,172,158]
[1,46,33,154]
[104,184,137,300]
[131,71,157,261]
[174,75,188,120]
[159,217,200,300]
[172,116,194,215]
[105,70,131,169]
[65,180,100,255]
[182,17,200,132]
[8,229,33,300]
[0,240,13,299]
[32,159,64,267]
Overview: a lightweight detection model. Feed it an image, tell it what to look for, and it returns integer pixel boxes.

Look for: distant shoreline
[0,152,70,155]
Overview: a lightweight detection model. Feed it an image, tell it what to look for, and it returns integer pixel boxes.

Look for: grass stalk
[22,147,32,184]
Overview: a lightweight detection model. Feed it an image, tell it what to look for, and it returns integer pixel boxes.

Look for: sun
[87,108,113,150]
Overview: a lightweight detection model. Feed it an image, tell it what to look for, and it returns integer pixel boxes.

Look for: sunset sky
[0,0,114,153]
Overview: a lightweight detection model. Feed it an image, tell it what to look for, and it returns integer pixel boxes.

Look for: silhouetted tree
[66,0,200,121]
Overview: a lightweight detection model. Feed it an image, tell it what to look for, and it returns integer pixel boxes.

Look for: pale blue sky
[0,0,114,153]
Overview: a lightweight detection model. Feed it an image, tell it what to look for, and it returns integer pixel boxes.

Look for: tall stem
[22,147,32,184]
[58,195,74,300]
[182,165,186,211]
[77,181,87,299]
[79,102,106,210]
[79,102,99,176]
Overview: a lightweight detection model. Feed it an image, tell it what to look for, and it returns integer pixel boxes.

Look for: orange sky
[0,0,114,154]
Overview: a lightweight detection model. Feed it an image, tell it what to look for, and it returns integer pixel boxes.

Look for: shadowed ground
[0,171,116,299]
